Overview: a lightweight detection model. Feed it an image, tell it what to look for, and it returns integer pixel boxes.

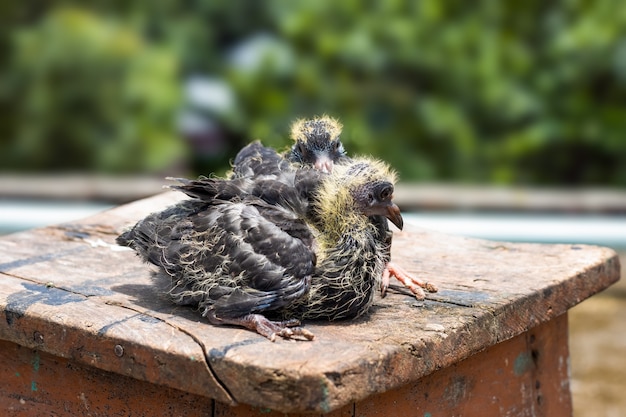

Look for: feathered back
[231,140,292,178]
[172,169,323,220]
[117,192,317,320]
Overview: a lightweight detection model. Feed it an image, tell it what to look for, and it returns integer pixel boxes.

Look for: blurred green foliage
[0,6,185,173]
[1,1,626,185]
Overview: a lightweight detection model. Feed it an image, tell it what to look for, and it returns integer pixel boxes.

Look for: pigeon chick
[117,174,317,342]
[178,157,402,322]
[117,157,401,340]
[288,116,436,299]
[289,158,403,321]
[287,115,349,173]
[229,115,347,180]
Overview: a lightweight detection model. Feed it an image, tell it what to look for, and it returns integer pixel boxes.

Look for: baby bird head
[315,157,402,240]
[289,116,346,173]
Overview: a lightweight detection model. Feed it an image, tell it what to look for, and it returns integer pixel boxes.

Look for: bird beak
[314,156,334,174]
[386,203,404,230]
[365,200,404,230]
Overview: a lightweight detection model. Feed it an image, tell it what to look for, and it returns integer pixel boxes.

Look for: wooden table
[0,192,619,416]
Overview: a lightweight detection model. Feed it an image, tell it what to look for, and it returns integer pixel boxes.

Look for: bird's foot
[232,314,315,342]
[381,262,438,300]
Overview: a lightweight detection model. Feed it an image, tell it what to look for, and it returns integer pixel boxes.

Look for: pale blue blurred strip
[0,200,113,234]
[404,213,626,248]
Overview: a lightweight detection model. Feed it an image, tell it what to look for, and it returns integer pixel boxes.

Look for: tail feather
[116,228,135,247]
[168,177,250,201]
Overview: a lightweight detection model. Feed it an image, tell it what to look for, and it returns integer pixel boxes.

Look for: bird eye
[331,140,339,151]
[297,141,307,155]
[379,187,392,200]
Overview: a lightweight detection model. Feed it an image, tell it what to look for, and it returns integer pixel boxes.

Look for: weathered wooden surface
[215,314,571,416]
[0,315,570,416]
[0,192,620,413]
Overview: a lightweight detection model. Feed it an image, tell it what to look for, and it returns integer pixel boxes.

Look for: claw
[383,262,438,300]
[381,267,391,298]
[212,314,315,341]
[274,319,315,341]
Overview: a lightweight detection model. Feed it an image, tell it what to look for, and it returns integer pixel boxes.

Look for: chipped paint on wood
[514,351,533,376]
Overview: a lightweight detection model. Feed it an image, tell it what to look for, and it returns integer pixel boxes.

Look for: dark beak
[386,203,404,230]
[364,199,404,230]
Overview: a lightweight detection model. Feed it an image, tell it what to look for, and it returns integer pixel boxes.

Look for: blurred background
[0,2,625,415]
[2,1,626,182]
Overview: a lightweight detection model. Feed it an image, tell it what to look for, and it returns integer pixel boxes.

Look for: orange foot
[381,262,438,300]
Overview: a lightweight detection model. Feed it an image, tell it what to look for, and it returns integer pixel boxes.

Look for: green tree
[2,1,626,185]
[1,7,185,173]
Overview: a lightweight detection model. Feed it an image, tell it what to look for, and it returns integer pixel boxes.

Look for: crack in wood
[1,260,237,404]
[387,284,481,308]
[100,300,238,405]
[423,295,478,308]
